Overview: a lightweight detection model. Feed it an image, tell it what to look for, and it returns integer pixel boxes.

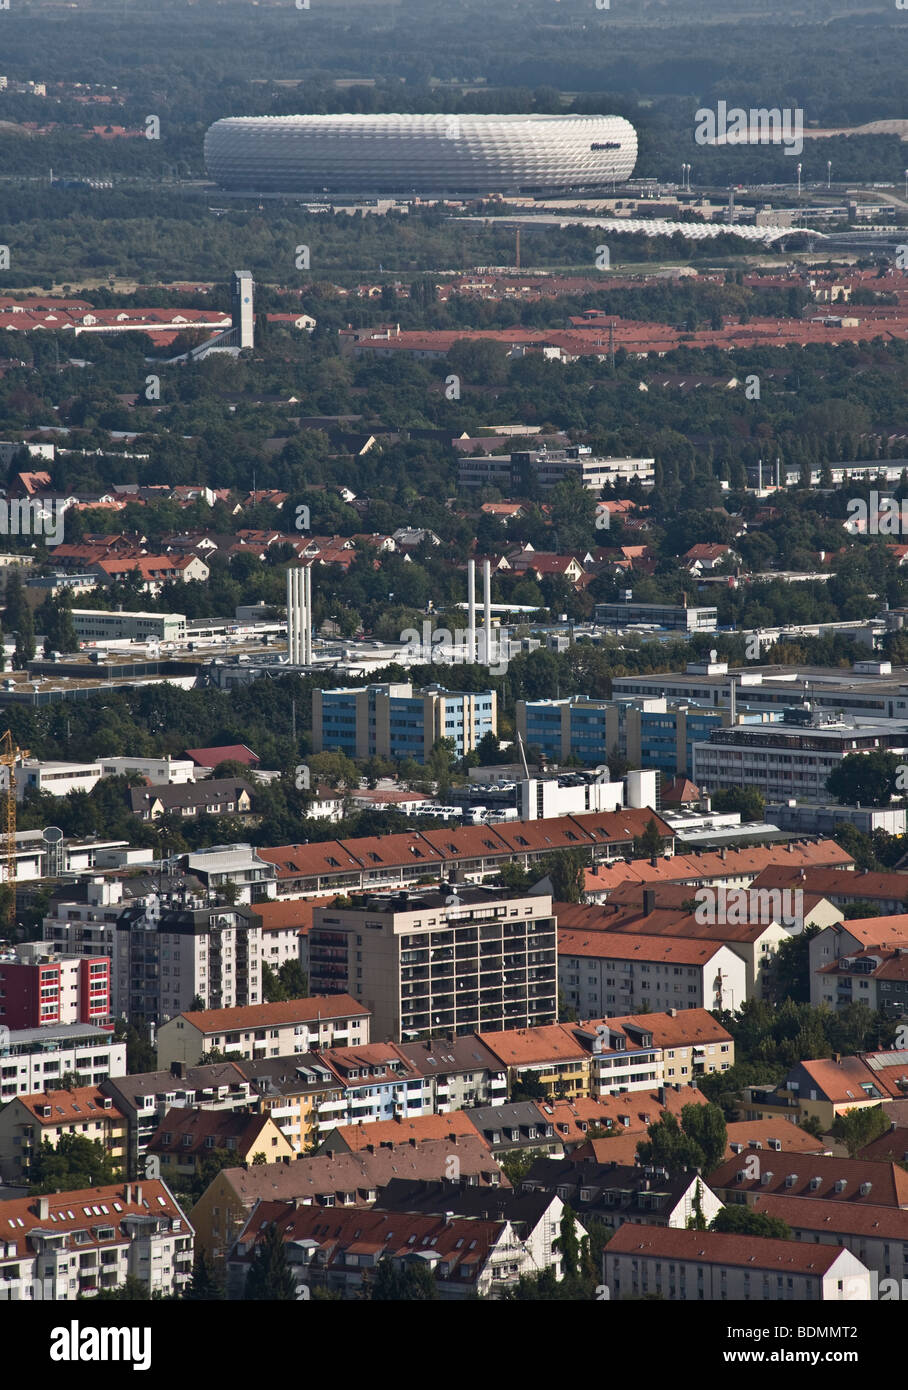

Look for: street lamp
[827,160,831,191]
[797,163,802,198]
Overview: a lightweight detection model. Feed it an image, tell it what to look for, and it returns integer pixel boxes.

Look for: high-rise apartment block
[309,887,558,1041]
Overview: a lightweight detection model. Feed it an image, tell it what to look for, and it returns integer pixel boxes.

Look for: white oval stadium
[203,113,638,196]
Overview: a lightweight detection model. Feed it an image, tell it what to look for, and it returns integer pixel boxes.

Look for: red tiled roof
[177,994,369,1035]
[606,1224,848,1273]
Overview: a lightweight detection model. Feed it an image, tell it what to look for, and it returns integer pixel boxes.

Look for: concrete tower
[467,558,477,663]
[232,270,254,349]
[286,563,312,666]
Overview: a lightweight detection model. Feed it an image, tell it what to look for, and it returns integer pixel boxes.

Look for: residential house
[520,1155,723,1232]
[100,1062,254,1176]
[191,1138,504,1264]
[226,1199,541,1300]
[147,1108,294,1179]
[0,1085,128,1184]
[127,779,256,822]
[156,996,370,1068]
[0,1181,194,1301]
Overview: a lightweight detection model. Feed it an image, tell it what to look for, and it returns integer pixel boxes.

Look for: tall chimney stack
[467,559,476,664]
[483,559,492,667]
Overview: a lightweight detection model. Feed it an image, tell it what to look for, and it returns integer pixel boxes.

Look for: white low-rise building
[100,755,196,785]
[605,1225,871,1301]
[0,1022,126,1101]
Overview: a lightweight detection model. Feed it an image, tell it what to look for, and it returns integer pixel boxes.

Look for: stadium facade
[203,113,638,196]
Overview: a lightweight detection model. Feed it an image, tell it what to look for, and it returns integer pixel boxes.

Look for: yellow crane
[0,731,27,911]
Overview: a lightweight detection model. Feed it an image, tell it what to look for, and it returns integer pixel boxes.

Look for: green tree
[711,787,766,822]
[771,923,819,1003]
[29,1133,122,1193]
[244,1220,299,1301]
[830,1103,889,1158]
[688,1179,708,1231]
[499,1147,544,1188]
[827,751,901,807]
[632,816,665,859]
[183,1249,225,1301]
[540,848,586,902]
[635,1103,727,1177]
[680,1103,728,1173]
[89,1275,152,1301]
[13,605,35,668]
[495,861,532,891]
[370,1256,439,1300]
[557,1203,580,1281]
[710,1206,792,1239]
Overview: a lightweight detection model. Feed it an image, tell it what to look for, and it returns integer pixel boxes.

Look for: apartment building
[190,1137,503,1264]
[747,1192,908,1291]
[320,1043,427,1128]
[100,1061,255,1175]
[815,945,908,1017]
[583,840,853,903]
[558,929,745,1017]
[147,1107,294,1179]
[372,1178,565,1275]
[521,1156,723,1232]
[127,778,255,822]
[315,1109,484,1157]
[394,1034,508,1111]
[0,943,110,1028]
[605,1225,871,1301]
[258,809,677,899]
[742,1055,900,1132]
[226,1199,546,1299]
[709,1152,908,1238]
[308,886,558,1041]
[476,1024,591,1100]
[0,1085,128,1184]
[156,995,370,1068]
[0,1023,125,1101]
[559,887,802,1003]
[42,877,129,964]
[611,661,908,723]
[0,1181,194,1301]
[232,1053,338,1152]
[254,900,309,968]
[313,681,497,762]
[577,1009,734,1095]
[181,845,279,906]
[114,893,265,1024]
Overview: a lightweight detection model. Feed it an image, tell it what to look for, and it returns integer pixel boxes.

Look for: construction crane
[0,731,26,912]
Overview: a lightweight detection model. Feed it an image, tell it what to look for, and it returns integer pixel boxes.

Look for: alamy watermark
[400,620,508,676]
[694,885,805,932]
[0,497,65,545]
[694,101,804,157]
[845,491,908,536]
